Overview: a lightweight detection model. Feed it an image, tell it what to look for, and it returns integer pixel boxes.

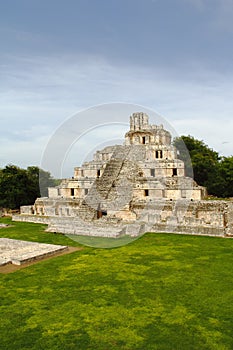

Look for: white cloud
[0,134,50,169]
[173,118,233,157]
[1,53,233,175]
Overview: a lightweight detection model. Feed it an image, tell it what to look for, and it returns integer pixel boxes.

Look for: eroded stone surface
[0,238,67,266]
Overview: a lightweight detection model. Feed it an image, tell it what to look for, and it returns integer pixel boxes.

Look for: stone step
[73,147,133,221]
[47,218,124,238]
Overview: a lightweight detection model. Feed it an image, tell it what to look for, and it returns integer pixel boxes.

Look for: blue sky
[1,0,233,176]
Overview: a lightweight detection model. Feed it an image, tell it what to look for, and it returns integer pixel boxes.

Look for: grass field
[0,217,233,350]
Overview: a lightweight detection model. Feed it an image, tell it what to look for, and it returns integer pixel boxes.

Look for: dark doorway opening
[97,210,107,219]
[142,136,146,144]
[173,168,177,176]
[155,150,163,159]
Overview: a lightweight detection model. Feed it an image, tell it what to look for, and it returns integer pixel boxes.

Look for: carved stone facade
[14,113,233,238]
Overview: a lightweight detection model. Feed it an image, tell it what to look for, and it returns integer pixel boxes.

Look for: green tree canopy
[0,165,59,209]
[218,156,233,198]
[174,135,233,198]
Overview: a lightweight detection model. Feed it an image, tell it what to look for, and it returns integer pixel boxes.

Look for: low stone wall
[132,199,233,237]
[13,200,233,238]
[226,203,233,236]
[151,223,225,236]
[12,215,50,225]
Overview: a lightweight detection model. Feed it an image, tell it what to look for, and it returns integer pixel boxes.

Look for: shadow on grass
[65,233,143,248]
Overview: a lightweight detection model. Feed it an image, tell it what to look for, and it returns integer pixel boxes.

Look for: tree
[39,168,60,197]
[27,166,59,197]
[219,156,233,198]
[0,165,31,209]
[174,135,226,197]
[0,165,59,209]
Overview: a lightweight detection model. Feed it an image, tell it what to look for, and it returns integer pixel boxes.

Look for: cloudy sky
[1,0,233,177]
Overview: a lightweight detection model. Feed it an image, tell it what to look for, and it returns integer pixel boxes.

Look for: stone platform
[0,238,68,266]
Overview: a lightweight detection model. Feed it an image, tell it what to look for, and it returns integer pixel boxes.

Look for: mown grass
[0,217,233,350]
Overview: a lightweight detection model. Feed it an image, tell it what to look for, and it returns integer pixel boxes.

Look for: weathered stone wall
[20,206,34,215]
[225,202,233,236]
[14,200,233,237]
[12,214,50,224]
[131,200,233,236]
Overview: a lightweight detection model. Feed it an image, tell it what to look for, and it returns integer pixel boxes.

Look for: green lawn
[0,217,233,350]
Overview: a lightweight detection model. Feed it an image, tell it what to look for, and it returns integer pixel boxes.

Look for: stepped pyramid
[16,113,233,239]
